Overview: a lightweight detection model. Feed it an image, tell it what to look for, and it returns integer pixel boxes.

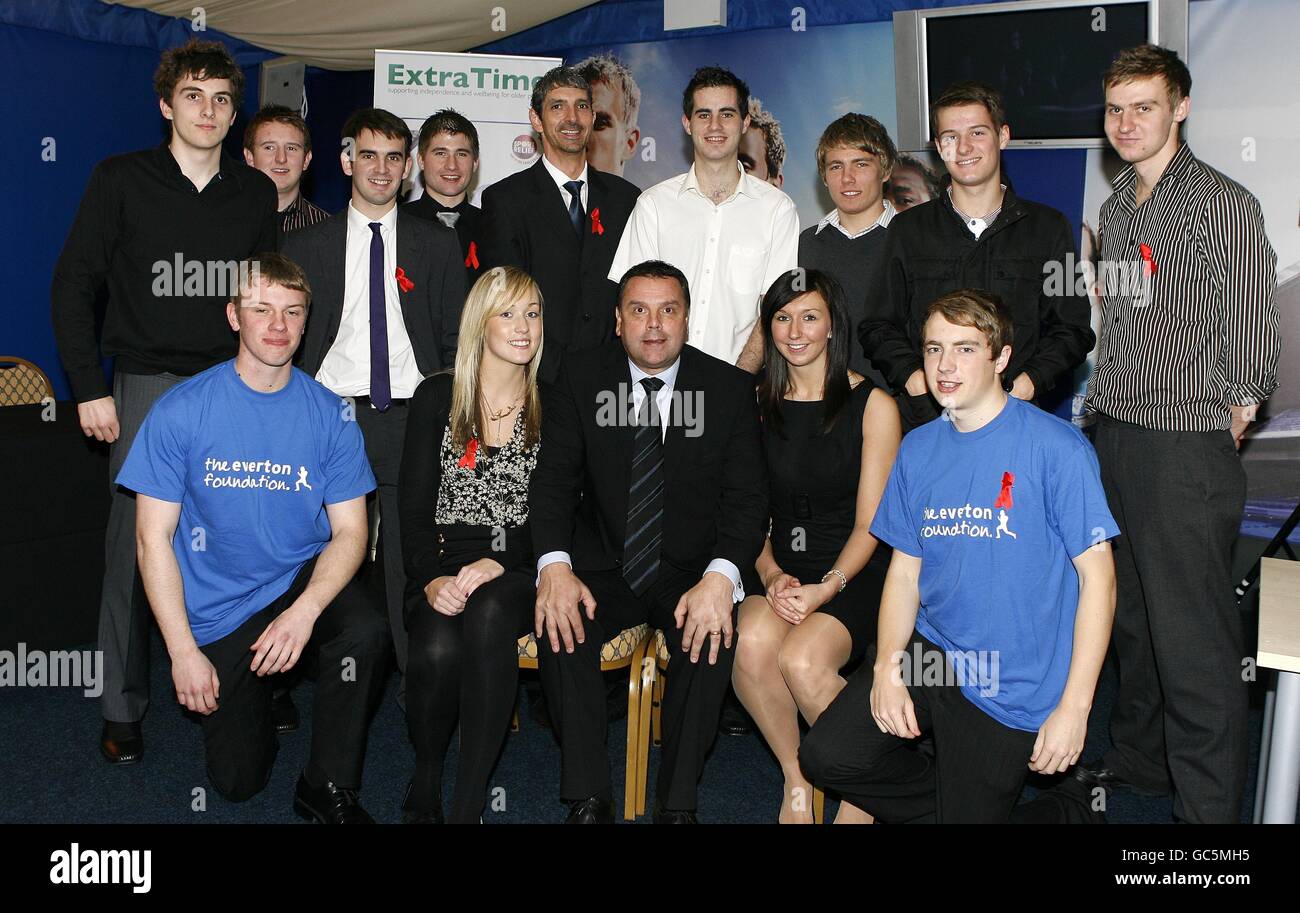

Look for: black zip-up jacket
[859,184,1093,399]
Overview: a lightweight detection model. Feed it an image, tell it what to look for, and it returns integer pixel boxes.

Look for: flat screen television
[894,0,1189,149]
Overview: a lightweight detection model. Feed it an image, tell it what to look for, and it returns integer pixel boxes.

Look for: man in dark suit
[529,260,768,823]
[283,107,466,687]
[481,65,640,382]
[402,108,484,291]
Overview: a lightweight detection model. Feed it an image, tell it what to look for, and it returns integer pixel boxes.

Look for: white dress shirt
[540,154,590,214]
[608,162,799,365]
[537,355,744,602]
[316,202,424,399]
[815,199,896,239]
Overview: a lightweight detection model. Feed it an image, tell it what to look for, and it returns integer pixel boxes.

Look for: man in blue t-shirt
[117,253,390,822]
[801,288,1118,823]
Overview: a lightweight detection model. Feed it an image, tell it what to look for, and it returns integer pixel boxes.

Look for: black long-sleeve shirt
[51,143,278,402]
[860,184,1093,397]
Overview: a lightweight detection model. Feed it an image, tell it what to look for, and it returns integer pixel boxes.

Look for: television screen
[924,2,1149,142]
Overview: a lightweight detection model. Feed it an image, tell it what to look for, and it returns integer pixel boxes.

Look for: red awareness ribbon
[465,241,480,270]
[1138,243,1157,277]
[591,208,604,236]
[994,471,1015,509]
[458,437,479,470]
[395,266,414,292]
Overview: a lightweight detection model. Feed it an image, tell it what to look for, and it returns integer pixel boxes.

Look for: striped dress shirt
[279,194,331,234]
[1086,144,1279,431]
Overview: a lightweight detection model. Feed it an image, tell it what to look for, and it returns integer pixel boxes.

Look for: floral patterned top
[435,407,538,528]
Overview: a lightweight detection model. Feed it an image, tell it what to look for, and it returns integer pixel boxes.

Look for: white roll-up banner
[373,49,562,206]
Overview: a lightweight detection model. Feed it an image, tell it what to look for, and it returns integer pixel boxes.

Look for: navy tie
[368,222,391,412]
[623,377,665,595]
[563,180,585,237]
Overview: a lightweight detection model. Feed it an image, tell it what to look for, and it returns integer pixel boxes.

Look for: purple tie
[368,222,391,412]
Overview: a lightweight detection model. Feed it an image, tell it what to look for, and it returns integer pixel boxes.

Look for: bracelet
[821,569,847,593]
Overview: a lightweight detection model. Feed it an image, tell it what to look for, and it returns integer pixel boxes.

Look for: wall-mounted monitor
[894,0,1189,150]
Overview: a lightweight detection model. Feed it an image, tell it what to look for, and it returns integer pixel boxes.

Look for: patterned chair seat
[655,628,670,666]
[517,623,651,665]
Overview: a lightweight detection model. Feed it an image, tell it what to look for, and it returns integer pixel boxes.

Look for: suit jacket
[480,158,640,381]
[401,194,485,290]
[530,342,768,581]
[283,209,467,379]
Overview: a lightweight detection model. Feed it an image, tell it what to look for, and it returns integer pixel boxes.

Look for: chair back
[0,357,53,406]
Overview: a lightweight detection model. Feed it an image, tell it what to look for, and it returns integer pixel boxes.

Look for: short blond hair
[816,113,899,178]
[230,252,312,308]
[925,288,1012,356]
[574,53,641,129]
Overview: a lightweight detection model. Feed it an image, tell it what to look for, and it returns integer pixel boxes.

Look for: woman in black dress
[732,269,901,824]
[398,266,543,823]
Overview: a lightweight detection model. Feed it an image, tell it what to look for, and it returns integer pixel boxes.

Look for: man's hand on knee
[172,647,220,715]
[674,571,735,665]
[535,563,597,654]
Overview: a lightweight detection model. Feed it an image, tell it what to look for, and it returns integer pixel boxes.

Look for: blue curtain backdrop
[1,0,276,401]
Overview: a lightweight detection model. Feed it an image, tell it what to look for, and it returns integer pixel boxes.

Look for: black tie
[623,377,665,596]
[563,180,585,236]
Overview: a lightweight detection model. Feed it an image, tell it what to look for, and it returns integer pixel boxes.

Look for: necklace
[484,399,519,421]
[480,386,525,446]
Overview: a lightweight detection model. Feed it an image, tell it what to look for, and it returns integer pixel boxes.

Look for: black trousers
[537,566,734,812]
[405,570,535,822]
[196,557,391,802]
[353,400,410,682]
[1093,417,1248,823]
[800,634,1038,823]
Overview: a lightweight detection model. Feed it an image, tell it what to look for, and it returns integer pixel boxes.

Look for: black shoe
[652,801,698,824]
[271,687,299,734]
[1011,771,1107,824]
[401,782,443,824]
[293,774,374,823]
[718,692,752,737]
[100,720,143,765]
[564,796,615,824]
[1074,760,1169,798]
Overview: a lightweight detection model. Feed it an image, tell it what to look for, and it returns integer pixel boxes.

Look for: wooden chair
[647,629,827,823]
[0,357,53,406]
[516,624,655,820]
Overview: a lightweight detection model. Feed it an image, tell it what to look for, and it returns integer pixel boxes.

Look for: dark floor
[0,622,1281,824]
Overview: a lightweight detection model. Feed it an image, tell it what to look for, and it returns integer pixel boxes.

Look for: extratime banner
[373,49,561,206]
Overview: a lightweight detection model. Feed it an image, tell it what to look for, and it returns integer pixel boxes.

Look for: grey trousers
[99,371,186,723]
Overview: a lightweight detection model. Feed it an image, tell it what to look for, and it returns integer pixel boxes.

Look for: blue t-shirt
[870,396,1119,731]
[117,361,375,646]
